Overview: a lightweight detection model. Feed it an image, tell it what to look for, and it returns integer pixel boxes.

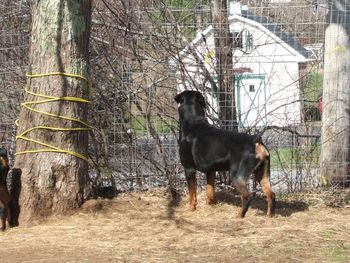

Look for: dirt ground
[0,189,350,263]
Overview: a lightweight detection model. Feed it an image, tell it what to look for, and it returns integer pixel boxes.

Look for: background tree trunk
[321,1,350,186]
[14,0,92,223]
[211,0,237,131]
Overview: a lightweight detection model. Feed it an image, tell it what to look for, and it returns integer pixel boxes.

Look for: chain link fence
[1,1,348,195]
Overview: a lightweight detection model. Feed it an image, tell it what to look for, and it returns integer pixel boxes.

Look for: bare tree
[14,0,92,223]
[211,0,237,131]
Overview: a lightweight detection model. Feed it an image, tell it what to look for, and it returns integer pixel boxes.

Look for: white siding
[176,15,305,128]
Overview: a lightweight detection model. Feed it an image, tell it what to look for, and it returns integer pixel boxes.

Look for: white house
[175,7,310,128]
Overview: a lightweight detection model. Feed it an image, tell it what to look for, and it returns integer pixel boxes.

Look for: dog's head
[174,90,206,121]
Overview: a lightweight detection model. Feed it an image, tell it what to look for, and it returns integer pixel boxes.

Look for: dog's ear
[174,92,183,104]
[196,92,206,108]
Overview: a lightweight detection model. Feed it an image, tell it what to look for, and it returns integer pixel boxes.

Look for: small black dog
[175,90,275,217]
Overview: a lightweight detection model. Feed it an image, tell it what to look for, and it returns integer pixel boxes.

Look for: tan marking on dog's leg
[206,172,216,205]
[260,176,275,217]
[254,158,275,217]
[187,174,197,211]
[254,143,275,217]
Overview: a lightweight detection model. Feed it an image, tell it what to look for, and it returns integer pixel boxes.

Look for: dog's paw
[188,205,197,212]
[206,199,216,205]
[267,212,275,218]
[236,212,245,219]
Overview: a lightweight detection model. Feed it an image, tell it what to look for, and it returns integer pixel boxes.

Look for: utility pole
[321,0,350,186]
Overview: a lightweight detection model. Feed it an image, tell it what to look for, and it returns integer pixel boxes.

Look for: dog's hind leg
[254,158,275,217]
[232,157,256,218]
[206,171,216,205]
[185,169,197,211]
[232,176,252,218]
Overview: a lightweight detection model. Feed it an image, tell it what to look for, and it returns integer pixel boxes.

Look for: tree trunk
[14,0,92,223]
[321,1,350,186]
[211,0,237,131]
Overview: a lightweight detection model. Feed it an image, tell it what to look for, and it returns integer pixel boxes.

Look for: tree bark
[211,0,237,131]
[321,1,350,186]
[14,0,92,223]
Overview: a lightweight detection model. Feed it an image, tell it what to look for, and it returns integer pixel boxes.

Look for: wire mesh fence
[0,0,349,195]
[0,1,28,164]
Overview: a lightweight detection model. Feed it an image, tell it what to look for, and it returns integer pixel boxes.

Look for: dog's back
[181,121,261,172]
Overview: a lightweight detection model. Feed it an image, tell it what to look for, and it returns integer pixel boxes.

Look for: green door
[235,74,267,129]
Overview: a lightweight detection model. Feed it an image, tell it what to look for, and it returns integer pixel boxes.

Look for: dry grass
[0,189,350,263]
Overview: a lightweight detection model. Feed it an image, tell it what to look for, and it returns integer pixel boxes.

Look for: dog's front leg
[185,169,197,211]
[206,171,216,205]
[0,201,6,231]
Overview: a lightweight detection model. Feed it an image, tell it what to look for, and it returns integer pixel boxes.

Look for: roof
[179,10,310,61]
[241,10,309,59]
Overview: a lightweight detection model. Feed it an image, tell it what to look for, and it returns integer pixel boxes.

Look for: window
[233,30,254,52]
[233,31,243,49]
[245,31,253,52]
[249,85,255,92]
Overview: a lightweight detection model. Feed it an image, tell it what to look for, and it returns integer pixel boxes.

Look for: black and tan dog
[175,90,275,218]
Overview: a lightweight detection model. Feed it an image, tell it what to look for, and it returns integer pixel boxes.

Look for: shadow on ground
[167,188,182,220]
[165,189,309,220]
[213,191,309,217]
